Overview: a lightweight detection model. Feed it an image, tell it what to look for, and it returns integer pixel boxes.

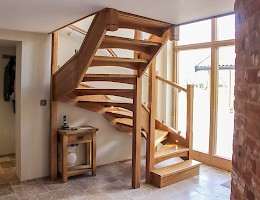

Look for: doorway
[0,40,18,184]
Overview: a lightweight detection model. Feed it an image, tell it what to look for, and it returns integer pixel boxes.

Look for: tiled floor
[0,155,231,200]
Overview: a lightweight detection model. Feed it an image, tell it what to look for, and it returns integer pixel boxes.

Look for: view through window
[176,15,235,160]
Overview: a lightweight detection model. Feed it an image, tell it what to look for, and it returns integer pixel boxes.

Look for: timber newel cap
[105,8,119,31]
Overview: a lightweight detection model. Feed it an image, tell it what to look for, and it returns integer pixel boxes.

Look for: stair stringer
[53,8,118,101]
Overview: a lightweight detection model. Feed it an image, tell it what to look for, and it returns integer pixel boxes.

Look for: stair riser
[151,166,199,188]
[154,151,189,165]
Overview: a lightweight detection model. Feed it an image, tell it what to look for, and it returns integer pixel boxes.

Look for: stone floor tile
[0,172,19,185]
[0,157,10,163]
[42,179,78,191]
[0,193,19,200]
[76,177,108,190]
[86,180,130,196]
[103,176,119,183]
[0,183,15,196]
[87,193,113,200]
[168,189,201,200]
[0,161,15,169]
[13,182,49,198]
[36,184,90,200]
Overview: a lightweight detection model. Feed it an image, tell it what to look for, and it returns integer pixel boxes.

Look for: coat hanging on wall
[3,56,16,103]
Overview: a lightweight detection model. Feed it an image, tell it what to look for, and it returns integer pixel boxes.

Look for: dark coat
[3,56,16,101]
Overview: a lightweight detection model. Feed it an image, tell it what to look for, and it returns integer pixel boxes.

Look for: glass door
[215,46,235,159]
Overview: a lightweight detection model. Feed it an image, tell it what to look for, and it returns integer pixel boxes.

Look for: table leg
[62,135,68,183]
[85,143,91,165]
[92,132,96,176]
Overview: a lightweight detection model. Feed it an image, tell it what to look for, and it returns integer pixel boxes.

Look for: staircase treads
[154,130,169,147]
[152,160,201,178]
[155,143,189,160]
[78,100,133,111]
[151,160,200,187]
[82,74,136,84]
[106,110,133,119]
[115,118,133,127]
[90,56,148,70]
[75,88,134,99]
[118,11,171,37]
[100,35,161,54]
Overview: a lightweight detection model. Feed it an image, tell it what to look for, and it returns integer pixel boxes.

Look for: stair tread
[115,118,133,127]
[84,74,136,78]
[155,130,169,143]
[78,99,132,104]
[152,160,201,177]
[103,35,161,47]
[155,143,189,159]
[106,110,133,118]
[93,56,148,63]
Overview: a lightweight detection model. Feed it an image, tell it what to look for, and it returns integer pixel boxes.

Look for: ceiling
[0,0,235,33]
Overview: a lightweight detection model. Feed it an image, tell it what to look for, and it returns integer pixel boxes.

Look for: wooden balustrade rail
[154,74,194,156]
[155,75,187,92]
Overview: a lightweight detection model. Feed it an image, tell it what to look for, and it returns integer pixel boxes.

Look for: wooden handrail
[156,75,187,92]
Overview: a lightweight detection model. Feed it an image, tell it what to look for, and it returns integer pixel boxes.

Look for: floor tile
[0,183,15,196]
[0,157,10,163]
[0,155,231,200]
[0,161,15,169]
[13,182,49,198]
[36,184,90,200]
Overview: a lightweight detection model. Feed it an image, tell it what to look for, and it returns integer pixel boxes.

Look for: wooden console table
[58,127,98,182]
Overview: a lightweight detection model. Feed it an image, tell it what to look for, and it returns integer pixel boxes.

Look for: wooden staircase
[51,8,199,189]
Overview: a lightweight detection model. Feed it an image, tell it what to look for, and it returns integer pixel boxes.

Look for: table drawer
[68,134,92,144]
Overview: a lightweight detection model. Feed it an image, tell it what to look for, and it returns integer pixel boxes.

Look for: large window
[175,14,235,170]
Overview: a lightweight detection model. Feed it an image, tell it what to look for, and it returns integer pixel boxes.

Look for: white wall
[0,29,51,181]
[0,46,16,156]
[58,103,146,166]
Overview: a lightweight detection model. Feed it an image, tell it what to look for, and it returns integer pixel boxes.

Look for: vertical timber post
[50,32,58,180]
[132,30,142,189]
[133,75,142,189]
[146,61,156,183]
[186,85,194,159]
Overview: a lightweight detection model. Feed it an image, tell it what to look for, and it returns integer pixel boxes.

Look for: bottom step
[151,160,200,188]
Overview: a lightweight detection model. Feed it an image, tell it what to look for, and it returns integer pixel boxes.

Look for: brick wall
[232,0,260,199]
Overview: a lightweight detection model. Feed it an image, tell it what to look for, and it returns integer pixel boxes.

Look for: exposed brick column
[232,0,260,199]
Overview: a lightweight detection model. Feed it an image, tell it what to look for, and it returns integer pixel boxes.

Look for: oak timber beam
[50,31,58,181]
[132,76,142,188]
[146,61,156,183]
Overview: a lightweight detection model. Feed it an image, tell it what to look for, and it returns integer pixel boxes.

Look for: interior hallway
[0,156,231,200]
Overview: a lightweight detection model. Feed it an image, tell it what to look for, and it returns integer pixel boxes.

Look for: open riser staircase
[52,8,200,189]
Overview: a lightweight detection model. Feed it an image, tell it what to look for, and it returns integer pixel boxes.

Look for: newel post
[146,61,156,183]
[186,85,194,159]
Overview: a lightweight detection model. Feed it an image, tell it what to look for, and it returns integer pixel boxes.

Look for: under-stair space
[51,8,199,189]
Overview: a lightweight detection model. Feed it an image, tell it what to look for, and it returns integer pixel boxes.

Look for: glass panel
[217,15,235,41]
[57,15,95,68]
[178,49,211,153]
[216,46,235,159]
[177,20,211,45]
